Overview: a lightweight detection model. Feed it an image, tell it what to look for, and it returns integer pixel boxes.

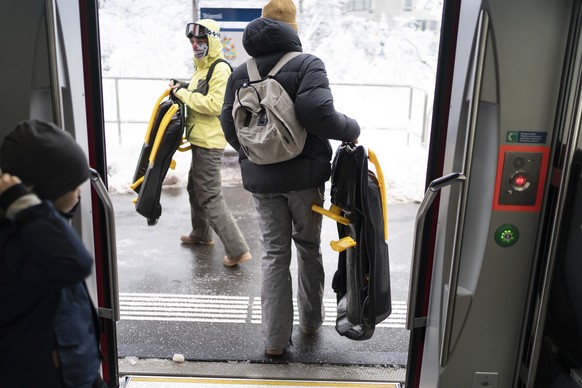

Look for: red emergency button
[511,170,531,192]
[514,175,527,187]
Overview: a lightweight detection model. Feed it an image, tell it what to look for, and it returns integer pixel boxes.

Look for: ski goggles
[185,23,219,39]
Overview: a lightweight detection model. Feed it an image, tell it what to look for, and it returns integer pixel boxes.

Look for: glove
[0,183,30,212]
[170,79,188,88]
[0,173,41,220]
[0,174,27,212]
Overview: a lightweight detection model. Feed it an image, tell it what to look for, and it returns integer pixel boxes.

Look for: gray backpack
[232,52,306,165]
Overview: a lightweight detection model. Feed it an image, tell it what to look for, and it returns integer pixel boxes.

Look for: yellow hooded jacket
[174,19,230,149]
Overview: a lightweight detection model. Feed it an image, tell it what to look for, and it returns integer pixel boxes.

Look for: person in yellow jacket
[169,19,251,266]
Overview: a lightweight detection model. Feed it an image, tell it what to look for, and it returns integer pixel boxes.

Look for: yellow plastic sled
[130,89,190,225]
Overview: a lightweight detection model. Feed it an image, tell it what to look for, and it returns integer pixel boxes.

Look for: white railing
[102,76,430,147]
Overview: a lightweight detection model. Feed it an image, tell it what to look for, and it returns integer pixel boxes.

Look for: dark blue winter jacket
[0,201,101,388]
[220,18,360,193]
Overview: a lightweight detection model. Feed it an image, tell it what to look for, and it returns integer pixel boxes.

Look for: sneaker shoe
[223,252,252,267]
[180,235,214,245]
[302,327,319,335]
[266,348,284,357]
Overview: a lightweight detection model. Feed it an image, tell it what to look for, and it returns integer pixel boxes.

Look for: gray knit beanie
[0,120,90,200]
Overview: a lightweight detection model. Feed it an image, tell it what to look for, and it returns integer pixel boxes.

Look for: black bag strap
[205,58,233,93]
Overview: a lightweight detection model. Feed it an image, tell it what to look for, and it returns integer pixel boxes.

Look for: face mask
[193,43,209,59]
[60,198,80,220]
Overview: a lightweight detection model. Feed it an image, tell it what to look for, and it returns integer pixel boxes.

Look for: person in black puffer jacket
[220,0,360,357]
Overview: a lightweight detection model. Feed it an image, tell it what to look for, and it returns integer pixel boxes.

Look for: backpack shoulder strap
[246,58,261,82]
[268,52,302,77]
[246,52,302,82]
[206,58,232,85]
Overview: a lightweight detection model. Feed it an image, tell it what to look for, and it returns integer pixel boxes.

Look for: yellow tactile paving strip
[127,376,399,387]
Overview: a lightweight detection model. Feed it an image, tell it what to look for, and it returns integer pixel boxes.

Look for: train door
[516,1,582,386]
[405,0,579,387]
[0,0,117,386]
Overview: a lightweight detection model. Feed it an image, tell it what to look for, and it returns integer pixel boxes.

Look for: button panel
[493,145,549,212]
[498,152,542,206]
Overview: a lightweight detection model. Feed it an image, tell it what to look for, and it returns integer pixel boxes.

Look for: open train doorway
[98,0,440,385]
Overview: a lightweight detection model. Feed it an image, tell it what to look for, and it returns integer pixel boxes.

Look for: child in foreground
[0,120,108,388]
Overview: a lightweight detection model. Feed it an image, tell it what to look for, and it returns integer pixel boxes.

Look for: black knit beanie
[0,120,90,201]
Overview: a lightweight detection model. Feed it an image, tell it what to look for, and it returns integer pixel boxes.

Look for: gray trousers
[186,146,249,259]
[252,187,325,350]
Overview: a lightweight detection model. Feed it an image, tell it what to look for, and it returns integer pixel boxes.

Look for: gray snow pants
[186,145,249,259]
[252,186,326,350]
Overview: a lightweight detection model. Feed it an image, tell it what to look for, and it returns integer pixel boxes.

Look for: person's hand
[169,79,181,94]
[0,173,21,195]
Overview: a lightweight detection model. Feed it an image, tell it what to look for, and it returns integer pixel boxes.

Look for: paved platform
[111,155,418,368]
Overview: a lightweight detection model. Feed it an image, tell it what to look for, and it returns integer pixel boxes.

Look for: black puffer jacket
[221,18,360,193]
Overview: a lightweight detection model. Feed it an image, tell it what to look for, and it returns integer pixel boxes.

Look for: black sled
[131,88,189,225]
[312,142,391,340]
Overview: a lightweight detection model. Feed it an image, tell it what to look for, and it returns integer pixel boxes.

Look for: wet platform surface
[111,161,418,367]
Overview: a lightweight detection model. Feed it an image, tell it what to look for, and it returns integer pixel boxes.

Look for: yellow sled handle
[330,236,357,252]
[130,176,144,191]
[149,103,179,164]
[311,203,350,226]
[144,88,172,144]
[368,147,388,240]
[177,137,192,152]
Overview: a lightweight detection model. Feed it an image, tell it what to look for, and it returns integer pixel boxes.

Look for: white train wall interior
[0,1,581,387]
[408,0,582,387]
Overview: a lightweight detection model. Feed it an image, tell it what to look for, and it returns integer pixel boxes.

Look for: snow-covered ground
[98,0,441,204]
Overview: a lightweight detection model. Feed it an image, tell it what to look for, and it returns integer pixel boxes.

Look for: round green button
[494,224,519,247]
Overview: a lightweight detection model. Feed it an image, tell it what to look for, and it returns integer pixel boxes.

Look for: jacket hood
[243,18,302,57]
[193,19,225,68]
